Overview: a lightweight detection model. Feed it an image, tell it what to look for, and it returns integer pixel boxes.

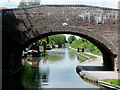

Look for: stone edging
[98,80,120,89]
[76,66,120,89]
[72,50,90,60]
[71,47,120,89]
[68,47,94,60]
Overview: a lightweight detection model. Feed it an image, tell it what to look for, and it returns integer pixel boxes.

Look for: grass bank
[103,79,120,86]
[68,47,97,58]
[70,38,103,56]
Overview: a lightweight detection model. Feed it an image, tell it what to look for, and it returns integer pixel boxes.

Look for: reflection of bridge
[1,5,119,76]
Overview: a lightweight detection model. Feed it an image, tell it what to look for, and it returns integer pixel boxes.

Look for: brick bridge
[1,5,119,77]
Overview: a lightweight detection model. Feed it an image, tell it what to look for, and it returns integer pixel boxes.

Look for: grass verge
[103,79,120,86]
[92,51,102,56]
[68,47,97,58]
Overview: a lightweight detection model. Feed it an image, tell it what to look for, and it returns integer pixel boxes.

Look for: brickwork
[1,5,119,76]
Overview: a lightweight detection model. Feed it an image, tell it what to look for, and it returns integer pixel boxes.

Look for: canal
[3,48,102,89]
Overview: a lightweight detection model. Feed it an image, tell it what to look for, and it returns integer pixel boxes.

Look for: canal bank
[69,47,120,89]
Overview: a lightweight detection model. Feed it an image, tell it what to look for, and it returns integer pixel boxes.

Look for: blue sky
[0,0,119,9]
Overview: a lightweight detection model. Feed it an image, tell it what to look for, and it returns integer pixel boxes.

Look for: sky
[0,0,119,40]
[0,0,119,9]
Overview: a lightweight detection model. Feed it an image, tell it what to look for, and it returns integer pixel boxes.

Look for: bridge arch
[2,5,118,77]
[20,28,117,71]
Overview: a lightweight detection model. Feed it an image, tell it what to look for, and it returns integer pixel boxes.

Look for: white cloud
[0,0,20,4]
[0,0,21,8]
[41,0,119,4]
[64,34,80,41]
[41,0,119,9]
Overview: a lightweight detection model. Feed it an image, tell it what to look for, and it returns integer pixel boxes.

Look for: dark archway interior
[19,31,115,71]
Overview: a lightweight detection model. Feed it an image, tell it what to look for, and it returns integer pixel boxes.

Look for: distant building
[65,43,70,47]
[0,7,7,9]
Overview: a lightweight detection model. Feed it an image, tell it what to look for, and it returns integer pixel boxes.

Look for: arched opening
[2,5,118,78]
[19,31,116,71]
[2,3,119,89]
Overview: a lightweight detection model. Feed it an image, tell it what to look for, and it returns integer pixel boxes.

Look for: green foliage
[103,79,120,86]
[46,37,49,44]
[47,34,66,48]
[68,35,77,44]
[18,0,40,7]
[77,56,86,63]
[78,51,97,58]
[41,40,47,50]
[68,47,96,58]
[70,37,102,56]
[36,40,40,44]
[70,38,87,49]
[39,34,66,48]
[18,2,27,7]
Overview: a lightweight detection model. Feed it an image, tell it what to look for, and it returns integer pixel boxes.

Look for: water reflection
[46,49,65,63]
[68,51,76,60]
[22,56,42,68]
[21,54,50,88]
[39,58,49,84]
[3,48,101,89]
[77,55,86,63]
[21,67,40,88]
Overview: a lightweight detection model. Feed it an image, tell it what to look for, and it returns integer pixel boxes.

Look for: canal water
[3,48,101,89]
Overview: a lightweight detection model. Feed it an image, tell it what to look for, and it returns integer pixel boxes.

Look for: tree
[54,34,66,47]
[47,34,66,48]
[68,35,77,44]
[36,40,40,45]
[46,37,49,44]
[41,40,47,50]
[17,1,27,7]
[39,34,66,48]
[18,0,40,7]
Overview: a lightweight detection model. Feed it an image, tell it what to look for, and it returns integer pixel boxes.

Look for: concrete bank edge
[72,47,120,89]
[76,66,120,89]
